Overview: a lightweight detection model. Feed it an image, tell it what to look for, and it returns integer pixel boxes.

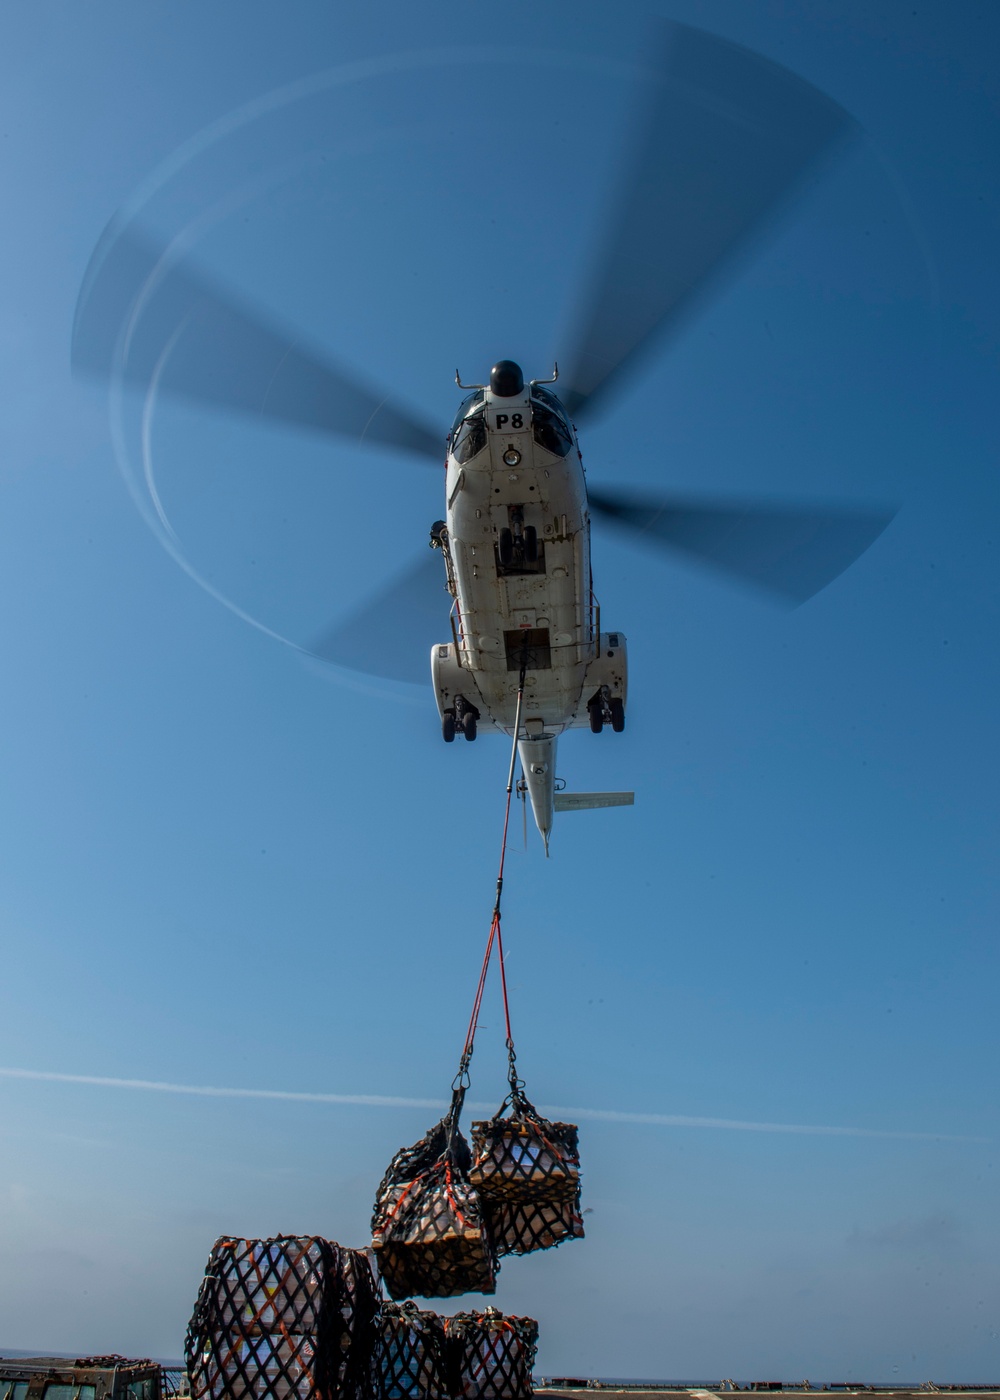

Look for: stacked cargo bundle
[443,1309,538,1400]
[186,1236,380,1400]
[371,1098,496,1301]
[376,1302,449,1400]
[469,1093,583,1257]
[374,1305,537,1400]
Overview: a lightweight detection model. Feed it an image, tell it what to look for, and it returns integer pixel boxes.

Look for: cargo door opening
[504,628,551,671]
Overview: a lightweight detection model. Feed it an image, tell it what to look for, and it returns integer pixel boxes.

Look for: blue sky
[1,0,998,1381]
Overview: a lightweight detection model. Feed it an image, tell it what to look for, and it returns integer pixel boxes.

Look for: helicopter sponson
[430,360,629,849]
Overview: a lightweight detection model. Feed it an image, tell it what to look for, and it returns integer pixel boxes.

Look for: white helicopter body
[429,362,631,851]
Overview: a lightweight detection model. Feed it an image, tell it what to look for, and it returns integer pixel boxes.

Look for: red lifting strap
[456,659,526,1079]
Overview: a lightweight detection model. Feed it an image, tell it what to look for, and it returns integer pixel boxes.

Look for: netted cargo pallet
[444,1309,538,1400]
[189,1332,323,1400]
[470,1095,583,1258]
[372,1110,496,1300]
[484,1196,585,1257]
[470,1109,579,1204]
[376,1302,449,1400]
[186,1236,379,1400]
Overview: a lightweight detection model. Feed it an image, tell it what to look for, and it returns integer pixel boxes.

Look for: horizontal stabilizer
[554,791,635,812]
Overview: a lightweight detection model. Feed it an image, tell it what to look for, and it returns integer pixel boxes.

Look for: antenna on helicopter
[530,363,559,385]
[455,369,486,390]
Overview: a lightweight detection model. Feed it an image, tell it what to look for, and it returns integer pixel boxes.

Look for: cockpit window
[531,394,574,458]
[531,385,566,414]
[449,390,485,441]
[452,409,487,464]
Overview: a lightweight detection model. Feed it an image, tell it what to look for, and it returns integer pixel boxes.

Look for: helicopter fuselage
[430,368,628,847]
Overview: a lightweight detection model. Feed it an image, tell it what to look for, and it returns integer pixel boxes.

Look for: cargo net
[469,1097,579,1202]
[469,1093,583,1258]
[444,1308,538,1400]
[371,1098,496,1300]
[376,1302,449,1400]
[185,1236,379,1400]
[484,1197,584,1257]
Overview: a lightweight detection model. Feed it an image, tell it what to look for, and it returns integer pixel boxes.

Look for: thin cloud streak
[0,1067,984,1142]
[552,1105,982,1141]
[0,1067,446,1111]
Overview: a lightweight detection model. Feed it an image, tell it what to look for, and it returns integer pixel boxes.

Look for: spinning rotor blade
[308,550,451,683]
[72,222,443,461]
[588,489,895,604]
[562,24,854,421]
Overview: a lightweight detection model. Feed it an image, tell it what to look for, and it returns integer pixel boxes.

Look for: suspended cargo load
[483,1196,584,1257]
[376,1301,450,1400]
[185,1235,379,1400]
[371,1101,497,1300]
[469,1102,579,1202]
[444,1308,538,1400]
[470,1095,584,1258]
[368,693,582,1294]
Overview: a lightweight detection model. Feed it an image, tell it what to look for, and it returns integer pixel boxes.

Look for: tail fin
[553,791,634,812]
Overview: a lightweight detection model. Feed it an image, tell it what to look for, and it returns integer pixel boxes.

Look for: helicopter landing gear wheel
[588,701,604,734]
[523,525,538,564]
[442,711,456,743]
[610,697,625,733]
[463,714,477,741]
[498,528,514,567]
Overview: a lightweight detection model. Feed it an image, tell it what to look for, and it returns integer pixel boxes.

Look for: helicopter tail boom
[518,733,557,856]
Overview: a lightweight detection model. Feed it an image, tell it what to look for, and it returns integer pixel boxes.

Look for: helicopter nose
[490,360,524,397]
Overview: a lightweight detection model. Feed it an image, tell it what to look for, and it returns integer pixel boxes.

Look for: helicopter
[72,23,896,852]
[430,356,633,854]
